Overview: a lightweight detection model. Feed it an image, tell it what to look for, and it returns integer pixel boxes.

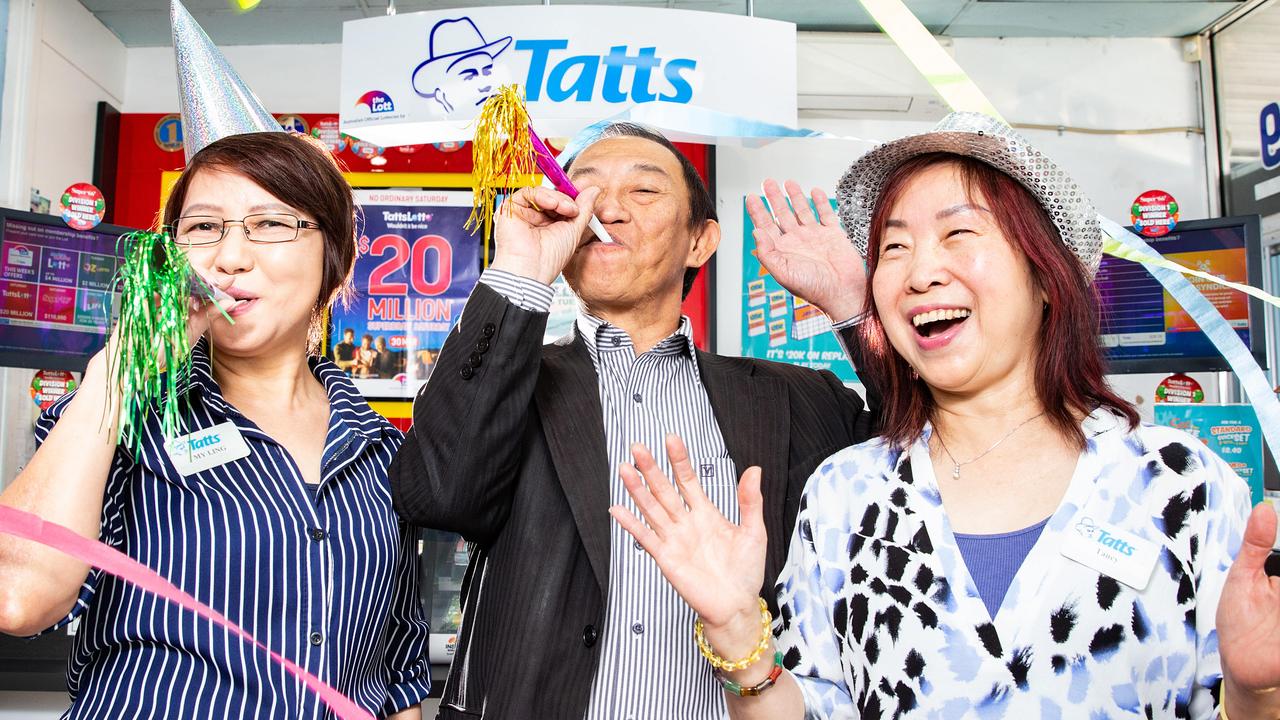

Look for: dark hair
[162,132,357,351]
[361,334,373,343]
[859,152,1137,449]
[562,122,716,299]
[343,328,354,336]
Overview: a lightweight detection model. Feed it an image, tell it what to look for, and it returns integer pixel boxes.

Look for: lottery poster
[739,197,858,384]
[0,216,121,365]
[329,189,482,398]
[1154,404,1265,505]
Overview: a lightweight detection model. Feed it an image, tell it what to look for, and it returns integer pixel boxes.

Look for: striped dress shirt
[480,269,737,720]
[33,339,432,719]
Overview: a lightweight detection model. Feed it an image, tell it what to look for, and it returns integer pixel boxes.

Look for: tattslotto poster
[739,197,857,384]
[329,189,481,398]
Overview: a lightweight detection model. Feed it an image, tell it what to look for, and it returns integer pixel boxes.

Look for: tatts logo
[357,90,397,114]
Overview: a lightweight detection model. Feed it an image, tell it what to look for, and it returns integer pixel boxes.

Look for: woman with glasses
[610,113,1280,719]
[0,132,432,719]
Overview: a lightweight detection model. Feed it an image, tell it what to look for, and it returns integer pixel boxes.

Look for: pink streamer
[529,126,578,198]
[0,505,374,720]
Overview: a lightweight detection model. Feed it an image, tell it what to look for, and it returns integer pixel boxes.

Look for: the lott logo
[357,90,396,114]
[1074,517,1136,557]
[410,16,697,113]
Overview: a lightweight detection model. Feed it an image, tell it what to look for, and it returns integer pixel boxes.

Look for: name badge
[164,421,251,476]
[1060,516,1160,591]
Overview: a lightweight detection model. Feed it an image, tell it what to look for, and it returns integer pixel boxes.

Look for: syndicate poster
[329,189,481,398]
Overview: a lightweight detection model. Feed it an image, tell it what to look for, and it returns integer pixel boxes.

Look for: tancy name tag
[1060,516,1160,591]
[164,421,251,476]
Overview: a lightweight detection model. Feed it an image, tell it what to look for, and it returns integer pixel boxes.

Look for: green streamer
[106,231,228,453]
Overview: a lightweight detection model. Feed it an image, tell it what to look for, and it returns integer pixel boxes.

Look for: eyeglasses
[171,213,321,247]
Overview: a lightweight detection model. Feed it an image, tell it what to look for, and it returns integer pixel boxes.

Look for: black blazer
[390,283,879,719]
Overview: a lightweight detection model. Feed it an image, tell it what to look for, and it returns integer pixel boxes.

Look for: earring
[910,367,919,381]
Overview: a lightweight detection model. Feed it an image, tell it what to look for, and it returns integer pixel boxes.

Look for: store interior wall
[717,36,1217,422]
[0,13,1225,715]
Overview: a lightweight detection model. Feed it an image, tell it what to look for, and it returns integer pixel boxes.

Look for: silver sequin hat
[836,112,1102,277]
[171,0,282,162]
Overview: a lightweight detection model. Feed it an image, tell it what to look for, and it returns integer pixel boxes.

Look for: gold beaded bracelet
[693,598,773,672]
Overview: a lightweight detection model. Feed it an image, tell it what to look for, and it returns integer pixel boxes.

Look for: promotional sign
[340,6,797,147]
[153,114,184,152]
[1130,189,1178,238]
[312,117,348,154]
[30,369,76,410]
[1154,373,1204,403]
[1263,101,1279,171]
[739,198,857,384]
[276,114,309,135]
[60,183,106,231]
[1154,404,1264,505]
[328,189,481,398]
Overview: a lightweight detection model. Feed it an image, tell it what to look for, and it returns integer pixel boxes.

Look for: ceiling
[80,0,1246,47]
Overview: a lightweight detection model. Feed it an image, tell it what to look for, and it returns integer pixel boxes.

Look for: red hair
[858,153,1138,449]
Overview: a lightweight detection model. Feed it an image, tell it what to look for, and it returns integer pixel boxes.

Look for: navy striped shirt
[33,339,431,719]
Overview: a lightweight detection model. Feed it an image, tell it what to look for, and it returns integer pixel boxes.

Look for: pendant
[952,464,961,480]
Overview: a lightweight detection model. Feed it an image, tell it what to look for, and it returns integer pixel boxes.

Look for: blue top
[953,517,1050,618]
[34,339,431,719]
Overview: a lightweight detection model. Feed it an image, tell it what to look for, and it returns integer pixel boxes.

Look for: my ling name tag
[164,421,251,476]
[1060,516,1160,591]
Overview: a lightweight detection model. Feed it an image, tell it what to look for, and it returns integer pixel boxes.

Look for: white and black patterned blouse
[775,410,1251,719]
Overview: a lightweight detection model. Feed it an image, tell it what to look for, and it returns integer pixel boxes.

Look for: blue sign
[1263,102,1280,171]
[739,198,859,385]
[1154,403,1265,505]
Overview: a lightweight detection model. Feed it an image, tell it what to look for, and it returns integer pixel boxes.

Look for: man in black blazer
[390,123,878,719]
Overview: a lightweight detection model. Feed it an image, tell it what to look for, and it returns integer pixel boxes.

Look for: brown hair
[859,152,1137,449]
[161,132,357,350]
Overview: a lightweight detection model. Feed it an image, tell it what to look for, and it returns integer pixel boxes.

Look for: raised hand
[746,179,867,322]
[490,185,601,285]
[609,435,767,630]
[1216,503,1280,717]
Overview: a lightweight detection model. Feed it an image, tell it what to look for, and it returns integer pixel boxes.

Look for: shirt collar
[575,312,698,364]
[174,338,389,443]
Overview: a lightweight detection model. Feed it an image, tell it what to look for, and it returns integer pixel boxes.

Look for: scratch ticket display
[768,318,787,347]
[768,290,788,317]
[738,198,860,384]
[746,308,766,336]
[790,298,828,341]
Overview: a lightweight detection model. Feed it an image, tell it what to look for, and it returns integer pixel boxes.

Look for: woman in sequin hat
[609,112,1280,718]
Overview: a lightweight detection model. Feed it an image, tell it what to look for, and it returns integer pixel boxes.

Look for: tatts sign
[339,6,797,146]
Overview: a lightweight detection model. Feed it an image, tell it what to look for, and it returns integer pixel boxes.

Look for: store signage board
[1262,101,1280,171]
[1154,404,1265,505]
[339,6,796,147]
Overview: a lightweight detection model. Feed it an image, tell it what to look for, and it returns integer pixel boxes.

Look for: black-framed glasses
[171,213,321,247]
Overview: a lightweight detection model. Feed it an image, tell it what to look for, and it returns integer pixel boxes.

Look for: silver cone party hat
[171,0,280,161]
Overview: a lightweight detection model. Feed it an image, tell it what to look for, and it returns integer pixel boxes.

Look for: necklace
[934,412,1045,480]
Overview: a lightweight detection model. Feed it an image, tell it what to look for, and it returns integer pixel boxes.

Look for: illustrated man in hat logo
[411,17,513,116]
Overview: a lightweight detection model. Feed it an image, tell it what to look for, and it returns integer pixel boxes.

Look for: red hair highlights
[858,153,1138,449]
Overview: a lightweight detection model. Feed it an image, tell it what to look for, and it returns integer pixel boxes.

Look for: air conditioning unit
[798,93,949,119]
[797,32,951,120]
